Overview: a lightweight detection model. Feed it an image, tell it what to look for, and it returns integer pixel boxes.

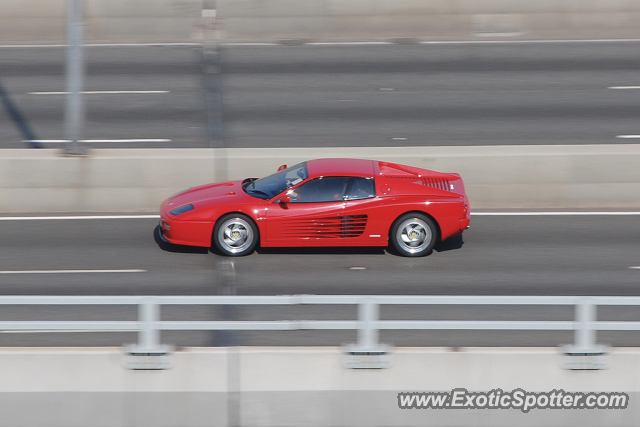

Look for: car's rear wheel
[390,213,437,257]
[213,214,258,256]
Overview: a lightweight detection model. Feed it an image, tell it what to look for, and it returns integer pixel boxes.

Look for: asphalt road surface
[2,41,640,148]
[1,213,639,347]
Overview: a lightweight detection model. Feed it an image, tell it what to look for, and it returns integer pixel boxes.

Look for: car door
[265,176,349,246]
[342,177,387,245]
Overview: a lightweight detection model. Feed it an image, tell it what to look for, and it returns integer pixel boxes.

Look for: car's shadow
[258,235,463,256]
[434,234,464,253]
[255,246,387,256]
[154,225,464,256]
[153,225,209,254]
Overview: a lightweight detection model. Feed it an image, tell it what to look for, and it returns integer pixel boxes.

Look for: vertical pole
[64,0,86,156]
[358,299,379,349]
[213,259,236,346]
[202,0,227,182]
[139,300,160,350]
[575,300,596,351]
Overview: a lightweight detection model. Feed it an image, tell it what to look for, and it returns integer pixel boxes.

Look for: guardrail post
[124,298,174,369]
[139,299,160,350]
[575,300,596,351]
[560,299,610,370]
[357,299,379,349]
[342,299,392,369]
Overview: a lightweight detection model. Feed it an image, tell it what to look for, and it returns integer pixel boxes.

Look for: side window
[345,177,375,201]
[289,176,349,203]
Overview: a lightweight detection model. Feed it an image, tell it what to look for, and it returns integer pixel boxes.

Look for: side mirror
[279,194,291,204]
[277,164,288,171]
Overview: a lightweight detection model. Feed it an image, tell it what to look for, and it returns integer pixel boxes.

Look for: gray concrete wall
[0,346,639,426]
[218,0,640,42]
[3,0,640,44]
[0,0,202,44]
[0,145,639,213]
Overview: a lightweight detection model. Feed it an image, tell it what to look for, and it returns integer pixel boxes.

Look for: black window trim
[344,176,376,201]
[285,176,350,204]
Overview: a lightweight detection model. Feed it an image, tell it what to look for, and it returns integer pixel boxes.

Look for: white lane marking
[392,137,408,141]
[472,212,640,216]
[0,269,146,274]
[0,330,130,334]
[0,215,159,220]
[616,135,640,139]
[473,32,525,37]
[2,213,638,221]
[349,267,367,270]
[222,42,278,46]
[0,43,200,48]
[23,139,171,143]
[609,86,640,89]
[307,42,393,45]
[419,38,640,44]
[5,39,640,49]
[202,9,217,18]
[28,90,169,95]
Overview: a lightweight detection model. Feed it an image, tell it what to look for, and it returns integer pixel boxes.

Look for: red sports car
[159,158,470,257]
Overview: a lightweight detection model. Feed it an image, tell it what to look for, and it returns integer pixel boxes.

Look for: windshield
[243,162,308,200]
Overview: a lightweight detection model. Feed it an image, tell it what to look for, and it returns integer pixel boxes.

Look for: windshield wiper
[242,178,258,189]
[247,189,270,200]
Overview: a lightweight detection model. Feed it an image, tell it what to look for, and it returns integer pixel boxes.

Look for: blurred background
[3,0,640,150]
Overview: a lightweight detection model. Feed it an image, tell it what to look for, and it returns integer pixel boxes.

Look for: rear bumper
[461,195,471,231]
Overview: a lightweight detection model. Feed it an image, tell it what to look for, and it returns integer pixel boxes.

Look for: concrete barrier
[217,0,640,42]
[0,0,202,44]
[0,346,638,426]
[0,145,639,213]
[3,0,640,44]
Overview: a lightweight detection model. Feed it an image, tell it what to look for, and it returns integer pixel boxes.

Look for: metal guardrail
[1,295,640,355]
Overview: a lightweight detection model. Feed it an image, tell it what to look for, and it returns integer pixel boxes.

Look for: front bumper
[158,215,213,247]
[158,220,170,243]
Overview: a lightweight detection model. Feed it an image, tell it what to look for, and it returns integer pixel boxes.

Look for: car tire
[213,214,259,256]
[389,213,437,257]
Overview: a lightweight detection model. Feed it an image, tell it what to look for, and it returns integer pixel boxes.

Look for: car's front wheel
[390,213,437,257]
[213,214,258,256]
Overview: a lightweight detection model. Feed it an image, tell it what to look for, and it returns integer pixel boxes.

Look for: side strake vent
[284,215,367,238]
[422,177,450,192]
[382,175,451,192]
[342,215,367,238]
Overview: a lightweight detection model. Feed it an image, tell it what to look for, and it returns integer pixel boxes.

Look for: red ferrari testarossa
[159,158,470,257]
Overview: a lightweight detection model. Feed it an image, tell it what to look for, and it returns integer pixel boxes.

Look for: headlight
[170,204,195,216]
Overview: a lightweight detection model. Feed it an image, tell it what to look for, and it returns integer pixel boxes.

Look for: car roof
[306,158,376,177]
